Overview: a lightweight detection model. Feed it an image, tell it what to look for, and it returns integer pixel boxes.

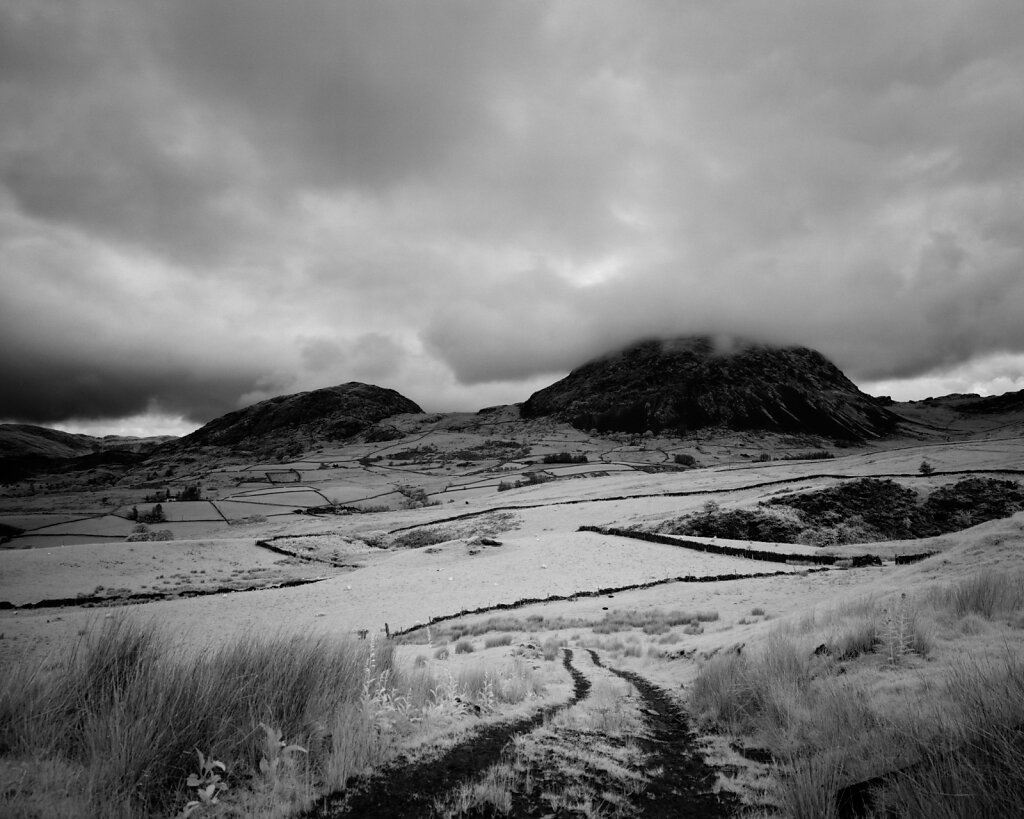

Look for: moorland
[2,338,1023,818]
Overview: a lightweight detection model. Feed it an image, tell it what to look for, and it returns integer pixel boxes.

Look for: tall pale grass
[0,616,544,818]
[689,570,1024,817]
[924,569,1024,619]
[873,650,1024,818]
[2,618,394,816]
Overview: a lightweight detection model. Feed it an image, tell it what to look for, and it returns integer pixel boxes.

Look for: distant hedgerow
[541,452,588,464]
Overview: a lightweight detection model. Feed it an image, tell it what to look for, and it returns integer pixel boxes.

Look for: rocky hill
[520,336,899,440]
[173,382,423,451]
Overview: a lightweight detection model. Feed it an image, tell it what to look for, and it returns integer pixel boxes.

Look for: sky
[2,0,1023,438]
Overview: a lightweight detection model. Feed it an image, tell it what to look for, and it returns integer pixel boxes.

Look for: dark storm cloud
[2,0,1023,430]
[0,349,272,425]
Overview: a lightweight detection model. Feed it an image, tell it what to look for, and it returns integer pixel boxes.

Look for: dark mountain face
[957,389,1024,415]
[520,337,899,440]
[174,382,423,450]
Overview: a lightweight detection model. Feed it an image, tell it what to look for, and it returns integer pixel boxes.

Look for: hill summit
[520,336,898,440]
[176,382,423,450]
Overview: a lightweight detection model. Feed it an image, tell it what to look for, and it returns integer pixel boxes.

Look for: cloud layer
[2,0,1023,432]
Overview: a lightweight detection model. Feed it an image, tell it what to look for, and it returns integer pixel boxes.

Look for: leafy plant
[181,749,227,817]
[257,723,308,785]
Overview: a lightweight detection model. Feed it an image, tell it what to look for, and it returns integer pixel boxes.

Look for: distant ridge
[0,424,98,459]
[520,336,899,440]
[956,389,1024,415]
[173,382,423,450]
[0,424,171,482]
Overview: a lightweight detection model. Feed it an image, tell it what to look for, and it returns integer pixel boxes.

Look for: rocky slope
[520,336,899,440]
[172,382,423,451]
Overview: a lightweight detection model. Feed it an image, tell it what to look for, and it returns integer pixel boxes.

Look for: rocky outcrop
[521,336,898,440]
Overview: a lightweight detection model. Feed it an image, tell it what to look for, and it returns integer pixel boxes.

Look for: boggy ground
[2,404,1024,816]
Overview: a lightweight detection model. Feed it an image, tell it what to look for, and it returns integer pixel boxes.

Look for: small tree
[140,503,166,524]
[919,460,935,477]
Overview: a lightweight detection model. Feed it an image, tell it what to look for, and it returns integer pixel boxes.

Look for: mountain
[520,336,899,440]
[0,425,172,482]
[0,424,98,459]
[173,382,423,450]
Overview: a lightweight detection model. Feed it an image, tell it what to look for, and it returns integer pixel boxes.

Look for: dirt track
[303,647,736,818]
[592,650,738,818]
[301,648,591,818]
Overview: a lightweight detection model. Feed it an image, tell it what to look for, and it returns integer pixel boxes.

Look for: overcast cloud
[2,0,1023,435]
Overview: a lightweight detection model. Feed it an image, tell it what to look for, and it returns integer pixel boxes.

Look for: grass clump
[870,652,1024,818]
[689,571,1024,817]
[925,569,1024,619]
[0,617,545,818]
[0,618,397,816]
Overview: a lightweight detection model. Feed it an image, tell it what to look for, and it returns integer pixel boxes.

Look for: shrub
[766,478,925,540]
[661,506,802,543]
[125,525,174,542]
[674,453,697,466]
[920,478,1024,534]
[391,528,449,549]
[497,471,554,491]
[541,452,588,464]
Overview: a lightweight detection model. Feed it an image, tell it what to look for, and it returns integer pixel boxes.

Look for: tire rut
[587,650,738,818]
[301,648,591,818]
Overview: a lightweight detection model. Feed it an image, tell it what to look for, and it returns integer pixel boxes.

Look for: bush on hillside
[541,452,588,464]
[765,478,925,540]
[920,477,1024,535]
[659,504,803,543]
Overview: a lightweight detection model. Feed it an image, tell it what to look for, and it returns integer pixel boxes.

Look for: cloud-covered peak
[2,0,1022,432]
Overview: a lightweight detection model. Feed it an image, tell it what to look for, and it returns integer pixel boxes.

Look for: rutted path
[588,650,738,818]
[301,648,591,818]
[304,646,738,818]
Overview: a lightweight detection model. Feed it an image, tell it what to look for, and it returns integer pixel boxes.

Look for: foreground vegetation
[690,569,1024,817]
[0,620,547,818]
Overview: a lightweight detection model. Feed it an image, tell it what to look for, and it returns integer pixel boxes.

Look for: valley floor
[2,411,1023,817]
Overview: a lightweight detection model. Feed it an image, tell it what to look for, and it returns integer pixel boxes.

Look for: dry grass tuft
[0,616,545,819]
